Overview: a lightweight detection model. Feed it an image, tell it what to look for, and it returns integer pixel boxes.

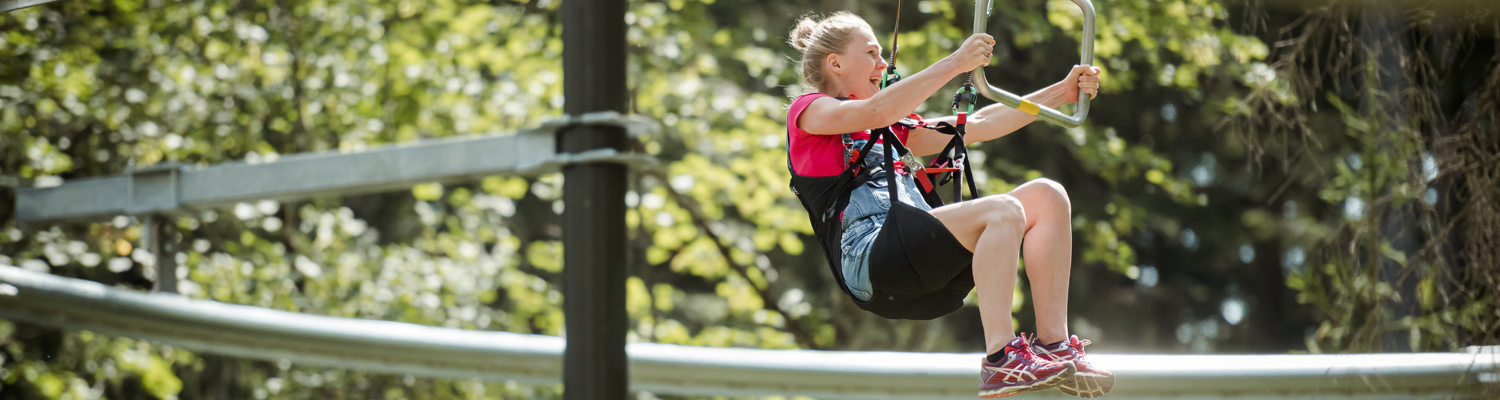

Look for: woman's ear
[825,52,841,76]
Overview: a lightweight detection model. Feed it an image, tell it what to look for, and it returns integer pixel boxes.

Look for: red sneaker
[1032,336,1114,398]
[979,333,1076,398]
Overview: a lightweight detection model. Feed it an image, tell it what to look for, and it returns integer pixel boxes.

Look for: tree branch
[649,168,818,349]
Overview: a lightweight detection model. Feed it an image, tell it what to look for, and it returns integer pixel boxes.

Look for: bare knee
[1028,178,1072,216]
[980,194,1026,237]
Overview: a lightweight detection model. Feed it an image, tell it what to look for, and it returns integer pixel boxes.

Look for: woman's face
[830,27,887,99]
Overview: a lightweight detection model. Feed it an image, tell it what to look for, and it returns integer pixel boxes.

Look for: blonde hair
[787,12,871,94]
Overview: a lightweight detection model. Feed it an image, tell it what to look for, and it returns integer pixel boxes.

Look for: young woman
[784,12,1112,398]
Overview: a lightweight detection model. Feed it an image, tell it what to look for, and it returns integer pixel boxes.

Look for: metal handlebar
[971,0,1096,128]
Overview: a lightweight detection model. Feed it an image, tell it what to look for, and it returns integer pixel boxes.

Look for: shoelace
[1009,333,1049,366]
[1068,336,1092,357]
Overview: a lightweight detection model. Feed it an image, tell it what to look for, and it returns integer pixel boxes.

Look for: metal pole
[144,215,178,293]
[561,0,628,397]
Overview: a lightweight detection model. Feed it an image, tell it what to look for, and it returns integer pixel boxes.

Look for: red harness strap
[841,100,974,198]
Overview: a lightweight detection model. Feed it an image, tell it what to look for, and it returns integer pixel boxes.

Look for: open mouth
[870,77,880,86]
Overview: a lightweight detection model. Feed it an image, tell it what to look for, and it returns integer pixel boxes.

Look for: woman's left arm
[906,65,1100,156]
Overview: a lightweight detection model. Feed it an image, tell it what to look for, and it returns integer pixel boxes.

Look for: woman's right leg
[929,194,1027,355]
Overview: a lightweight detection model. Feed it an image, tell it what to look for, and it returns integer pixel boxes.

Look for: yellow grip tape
[1016,99,1041,116]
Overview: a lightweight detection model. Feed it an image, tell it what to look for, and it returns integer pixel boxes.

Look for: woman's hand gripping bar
[970,0,1097,128]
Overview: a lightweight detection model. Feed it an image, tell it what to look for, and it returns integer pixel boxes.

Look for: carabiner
[952,82,978,124]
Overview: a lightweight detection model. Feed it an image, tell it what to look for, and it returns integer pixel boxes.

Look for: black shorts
[857,202,976,319]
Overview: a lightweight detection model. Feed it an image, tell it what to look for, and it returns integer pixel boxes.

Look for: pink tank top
[786,93,910,177]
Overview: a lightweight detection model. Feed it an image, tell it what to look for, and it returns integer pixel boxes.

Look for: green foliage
[1224,0,1500,352]
[9,0,1493,398]
[0,0,571,396]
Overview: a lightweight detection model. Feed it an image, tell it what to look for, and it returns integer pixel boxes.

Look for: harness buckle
[847,143,871,175]
[899,153,918,174]
[899,152,926,176]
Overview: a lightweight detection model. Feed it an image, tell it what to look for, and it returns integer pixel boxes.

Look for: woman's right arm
[797,34,996,135]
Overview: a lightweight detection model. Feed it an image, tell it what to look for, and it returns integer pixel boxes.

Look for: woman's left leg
[1009,178,1116,398]
[1007,178,1073,345]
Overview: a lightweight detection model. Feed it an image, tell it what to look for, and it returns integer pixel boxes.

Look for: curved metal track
[0,265,1495,399]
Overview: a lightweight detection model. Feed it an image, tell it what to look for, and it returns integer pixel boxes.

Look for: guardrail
[10,111,656,296]
[13,112,656,224]
[0,265,1494,399]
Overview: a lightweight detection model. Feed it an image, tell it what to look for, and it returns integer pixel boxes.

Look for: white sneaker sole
[977,364,1076,398]
[1057,371,1114,398]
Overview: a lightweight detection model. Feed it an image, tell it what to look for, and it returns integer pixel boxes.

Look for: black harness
[786,97,981,320]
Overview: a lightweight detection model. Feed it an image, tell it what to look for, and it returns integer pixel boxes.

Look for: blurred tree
[1225,0,1500,353]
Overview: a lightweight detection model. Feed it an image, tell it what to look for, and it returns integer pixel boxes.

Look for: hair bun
[787,17,818,52]
[785,11,866,94]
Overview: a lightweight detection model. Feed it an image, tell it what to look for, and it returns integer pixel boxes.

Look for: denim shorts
[839,141,933,302]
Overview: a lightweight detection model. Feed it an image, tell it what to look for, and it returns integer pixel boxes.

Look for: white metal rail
[0,265,1494,399]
